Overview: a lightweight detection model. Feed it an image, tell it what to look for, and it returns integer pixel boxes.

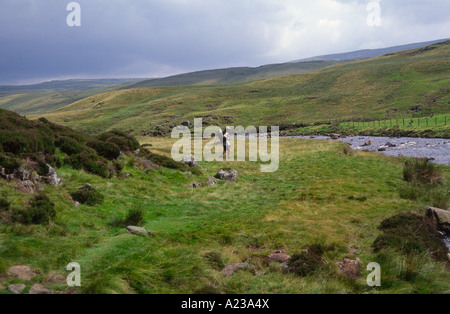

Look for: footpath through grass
[0,138,449,294]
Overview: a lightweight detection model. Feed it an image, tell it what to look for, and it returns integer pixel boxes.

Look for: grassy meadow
[1,137,449,294]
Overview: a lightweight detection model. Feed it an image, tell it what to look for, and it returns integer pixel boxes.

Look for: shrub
[71,184,104,206]
[98,130,140,152]
[403,159,443,185]
[15,193,56,225]
[55,136,83,155]
[287,250,324,277]
[87,140,121,160]
[372,212,448,262]
[109,208,145,227]
[0,155,21,172]
[0,198,10,211]
[84,160,110,178]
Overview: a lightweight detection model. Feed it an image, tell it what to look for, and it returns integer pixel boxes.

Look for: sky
[0,0,449,85]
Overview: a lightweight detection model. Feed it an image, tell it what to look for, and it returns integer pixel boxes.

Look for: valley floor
[0,138,449,294]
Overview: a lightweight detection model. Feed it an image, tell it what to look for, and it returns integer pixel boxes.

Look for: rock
[221,263,251,277]
[134,149,140,155]
[46,271,66,284]
[181,121,190,127]
[8,284,26,294]
[268,250,291,263]
[205,176,218,186]
[180,155,199,168]
[386,142,397,148]
[13,168,31,181]
[189,182,202,189]
[378,147,386,152]
[126,226,153,237]
[17,180,36,194]
[280,262,289,272]
[29,284,52,295]
[74,201,80,207]
[215,169,239,183]
[329,134,340,140]
[426,206,450,233]
[410,104,422,112]
[45,165,63,186]
[362,141,373,147]
[8,265,36,280]
[337,258,360,279]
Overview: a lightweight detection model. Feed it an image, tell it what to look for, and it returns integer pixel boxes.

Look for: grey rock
[362,141,373,147]
[126,226,152,237]
[45,165,63,186]
[189,182,202,189]
[386,142,397,148]
[29,284,53,295]
[20,180,36,194]
[268,250,291,263]
[215,169,239,183]
[8,284,26,294]
[13,168,31,181]
[221,263,251,277]
[8,265,36,280]
[427,206,450,233]
[205,176,218,186]
[180,155,199,168]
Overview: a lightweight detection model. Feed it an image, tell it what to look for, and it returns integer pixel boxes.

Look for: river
[287,135,450,165]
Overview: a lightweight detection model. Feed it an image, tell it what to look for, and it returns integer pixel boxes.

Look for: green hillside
[1,113,449,293]
[38,41,450,137]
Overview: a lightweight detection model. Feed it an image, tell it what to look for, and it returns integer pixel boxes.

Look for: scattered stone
[74,201,80,207]
[426,206,450,233]
[8,265,36,280]
[337,258,361,279]
[215,169,239,183]
[13,168,31,181]
[386,142,397,148]
[8,284,26,294]
[180,155,199,168]
[221,263,251,277]
[134,149,140,155]
[410,104,422,112]
[29,284,52,295]
[378,147,386,152]
[17,180,36,194]
[329,134,340,140]
[126,226,153,237]
[46,271,66,284]
[362,141,373,147]
[205,176,218,186]
[268,250,291,263]
[189,182,202,189]
[45,166,63,186]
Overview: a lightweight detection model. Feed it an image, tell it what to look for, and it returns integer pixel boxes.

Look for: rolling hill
[37,40,450,137]
[2,39,449,116]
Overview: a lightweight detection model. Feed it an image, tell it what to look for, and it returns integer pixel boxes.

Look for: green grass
[32,41,450,137]
[1,138,449,294]
[286,114,450,138]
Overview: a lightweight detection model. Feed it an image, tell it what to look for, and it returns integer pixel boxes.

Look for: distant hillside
[38,41,450,137]
[0,78,145,95]
[293,38,450,62]
[121,61,340,89]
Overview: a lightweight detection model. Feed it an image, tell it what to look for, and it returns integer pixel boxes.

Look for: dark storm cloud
[0,0,449,84]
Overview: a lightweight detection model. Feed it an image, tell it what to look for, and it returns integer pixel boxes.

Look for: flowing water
[287,135,450,165]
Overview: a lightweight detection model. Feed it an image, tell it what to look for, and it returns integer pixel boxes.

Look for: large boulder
[215,169,239,183]
[180,155,199,168]
[7,265,36,280]
[427,206,450,233]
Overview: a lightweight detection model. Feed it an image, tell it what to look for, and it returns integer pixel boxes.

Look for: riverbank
[287,135,450,165]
